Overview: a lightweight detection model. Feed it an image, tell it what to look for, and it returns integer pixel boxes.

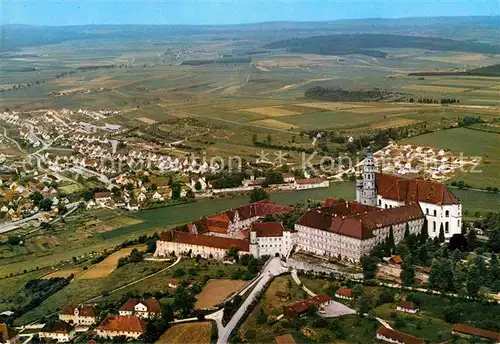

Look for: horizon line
[1,14,498,28]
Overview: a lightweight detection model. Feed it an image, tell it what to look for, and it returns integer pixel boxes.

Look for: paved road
[217,257,287,344]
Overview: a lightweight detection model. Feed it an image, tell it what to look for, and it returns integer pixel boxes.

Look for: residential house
[151,191,164,202]
[397,301,418,314]
[376,327,424,344]
[282,173,295,183]
[94,192,112,206]
[59,304,97,325]
[168,279,178,289]
[126,201,139,211]
[335,287,353,300]
[39,320,75,343]
[96,315,146,339]
[283,294,332,319]
[190,176,208,191]
[119,299,161,319]
[0,323,20,344]
[451,324,500,341]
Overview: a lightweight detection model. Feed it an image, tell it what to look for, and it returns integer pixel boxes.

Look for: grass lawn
[373,303,452,343]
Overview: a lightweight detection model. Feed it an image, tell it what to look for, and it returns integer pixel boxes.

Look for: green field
[404,127,500,188]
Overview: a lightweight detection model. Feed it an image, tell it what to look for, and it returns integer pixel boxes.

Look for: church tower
[359,147,377,206]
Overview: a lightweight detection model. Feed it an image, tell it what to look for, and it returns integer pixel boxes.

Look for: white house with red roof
[96,315,146,339]
[357,150,462,239]
[119,298,161,319]
[249,222,294,257]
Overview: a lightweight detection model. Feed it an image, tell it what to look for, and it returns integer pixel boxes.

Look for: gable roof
[376,326,424,344]
[285,294,331,314]
[335,287,353,298]
[0,323,18,340]
[452,324,500,340]
[160,231,250,252]
[41,320,73,334]
[376,173,460,205]
[97,315,146,333]
[398,300,417,310]
[297,201,423,240]
[251,222,286,237]
[60,304,96,317]
[295,178,325,185]
[120,299,161,313]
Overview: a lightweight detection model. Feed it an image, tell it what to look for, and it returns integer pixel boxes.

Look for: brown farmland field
[77,245,147,279]
[250,118,298,129]
[241,106,299,117]
[42,268,82,279]
[156,322,212,344]
[298,102,370,111]
[195,279,246,309]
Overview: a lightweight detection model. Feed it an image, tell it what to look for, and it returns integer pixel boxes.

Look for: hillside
[469,64,500,76]
[264,34,500,57]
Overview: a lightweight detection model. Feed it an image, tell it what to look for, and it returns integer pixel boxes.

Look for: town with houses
[0,105,500,344]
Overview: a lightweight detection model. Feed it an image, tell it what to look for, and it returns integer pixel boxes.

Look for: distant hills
[0,16,499,52]
[264,34,500,57]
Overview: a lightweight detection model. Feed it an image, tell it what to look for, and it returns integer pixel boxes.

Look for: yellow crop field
[297,102,370,111]
[402,85,469,93]
[241,106,299,117]
[195,279,247,309]
[78,245,146,279]
[43,268,83,279]
[156,322,212,344]
[250,119,297,129]
[347,106,415,114]
[137,117,157,124]
[370,118,418,129]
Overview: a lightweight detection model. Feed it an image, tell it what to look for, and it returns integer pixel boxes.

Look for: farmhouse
[94,192,112,206]
[451,324,500,341]
[357,149,462,239]
[39,320,75,343]
[0,323,19,344]
[397,300,418,314]
[295,198,424,263]
[283,294,332,319]
[96,315,146,339]
[155,230,250,259]
[59,304,97,325]
[335,287,353,300]
[119,298,161,319]
[249,222,294,257]
[376,326,424,344]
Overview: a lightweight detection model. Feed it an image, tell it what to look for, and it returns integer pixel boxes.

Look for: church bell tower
[360,147,377,206]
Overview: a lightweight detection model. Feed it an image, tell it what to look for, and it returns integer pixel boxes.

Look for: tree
[256,308,267,324]
[226,246,240,262]
[417,245,428,265]
[151,184,158,191]
[467,229,478,250]
[379,288,395,304]
[249,188,268,203]
[429,258,454,292]
[29,191,43,204]
[194,181,202,191]
[171,182,182,200]
[387,228,395,251]
[83,190,93,201]
[439,224,445,243]
[466,265,484,296]
[172,284,196,317]
[400,255,415,287]
[352,285,364,300]
[452,249,463,262]
[39,198,53,211]
[488,228,500,253]
[404,223,410,238]
[420,220,429,244]
[360,255,378,279]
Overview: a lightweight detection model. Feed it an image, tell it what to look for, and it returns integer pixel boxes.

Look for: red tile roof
[285,294,331,314]
[376,173,460,205]
[376,326,424,344]
[160,231,250,252]
[0,323,18,340]
[297,201,423,240]
[398,300,417,310]
[120,298,161,313]
[295,178,326,185]
[391,255,403,264]
[335,287,353,298]
[452,324,500,340]
[60,304,96,317]
[97,315,146,333]
[251,222,286,237]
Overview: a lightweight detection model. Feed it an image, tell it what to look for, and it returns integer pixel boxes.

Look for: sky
[1,0,499,26]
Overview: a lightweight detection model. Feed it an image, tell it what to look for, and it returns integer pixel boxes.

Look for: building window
[433,210,437,216]
[385,204,388,209]
[426,208,429,215]
[378,199,382,206]
[433,221,436,232]
[445,210,449,217]
[445,222,449,233]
